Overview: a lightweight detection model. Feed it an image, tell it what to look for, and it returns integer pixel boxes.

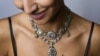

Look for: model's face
[13,0,63,24]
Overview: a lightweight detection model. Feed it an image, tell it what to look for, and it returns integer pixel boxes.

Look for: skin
[0,0,100,56]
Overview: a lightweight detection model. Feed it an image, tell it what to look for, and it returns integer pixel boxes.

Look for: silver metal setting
[47,32,56,40]
[48,46,57,56]
[30,10,72,56]
[36,29,44,36]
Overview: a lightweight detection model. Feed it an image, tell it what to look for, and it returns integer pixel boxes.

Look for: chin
[33,17,50,25]
[34,21,47,25]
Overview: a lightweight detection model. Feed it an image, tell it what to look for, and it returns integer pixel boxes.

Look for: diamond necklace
[30,10,72,56]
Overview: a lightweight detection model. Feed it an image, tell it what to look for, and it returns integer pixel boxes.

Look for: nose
[23,0,37,14]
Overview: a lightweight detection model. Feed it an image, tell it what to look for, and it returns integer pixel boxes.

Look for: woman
[0,0,100,56]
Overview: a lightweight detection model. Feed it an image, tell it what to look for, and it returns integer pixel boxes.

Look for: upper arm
[90,23,100,56]
[0,18,10,56]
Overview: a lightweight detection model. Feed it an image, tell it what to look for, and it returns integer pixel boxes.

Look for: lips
[30,10,46,20]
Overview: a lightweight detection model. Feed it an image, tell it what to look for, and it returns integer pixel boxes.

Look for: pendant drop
[48,46,57,56]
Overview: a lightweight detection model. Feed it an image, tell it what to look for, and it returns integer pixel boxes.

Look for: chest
[9,32,89,56]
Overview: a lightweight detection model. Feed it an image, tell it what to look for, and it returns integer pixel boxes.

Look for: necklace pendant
[48,46,57,56]
[47,32,56,40]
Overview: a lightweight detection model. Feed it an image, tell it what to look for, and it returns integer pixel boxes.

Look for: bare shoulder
[0,12,27,56]
[0,18,11,56]
[72,12,100,56]
[90,23,100,56]
[0,13,22,42]
[0,18,11,42]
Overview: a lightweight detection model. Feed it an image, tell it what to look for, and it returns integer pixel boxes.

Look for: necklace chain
[30,10,72,56]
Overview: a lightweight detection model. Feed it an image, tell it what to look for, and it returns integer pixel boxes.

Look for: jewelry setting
[30,10,72,56]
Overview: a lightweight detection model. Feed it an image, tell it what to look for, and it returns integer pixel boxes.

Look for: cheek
[36,0,55,6]
[13,0,23,9]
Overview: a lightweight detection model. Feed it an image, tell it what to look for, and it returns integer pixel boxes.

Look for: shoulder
[0,12,23,39]
[0,12,27,55]
[72,12,100,56]
[90,23,100,56]
[0,12,27,41]
[0,18,11,55]
[0,18,10,40]
[93,23,100,37]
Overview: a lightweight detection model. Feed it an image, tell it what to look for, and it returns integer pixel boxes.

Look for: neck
[37,6,70,32]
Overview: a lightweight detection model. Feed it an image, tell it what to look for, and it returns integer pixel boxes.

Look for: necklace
[30,10,72,56]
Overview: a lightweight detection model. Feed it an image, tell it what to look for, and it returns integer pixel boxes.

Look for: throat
[37,20,63,32]
[36,11,67,32]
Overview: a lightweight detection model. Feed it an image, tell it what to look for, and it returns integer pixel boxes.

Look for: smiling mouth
[30,9,47,20]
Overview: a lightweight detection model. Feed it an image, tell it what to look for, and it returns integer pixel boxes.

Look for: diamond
[48,46,56,56]
[47,32,56,40]
[36,29,44,36]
